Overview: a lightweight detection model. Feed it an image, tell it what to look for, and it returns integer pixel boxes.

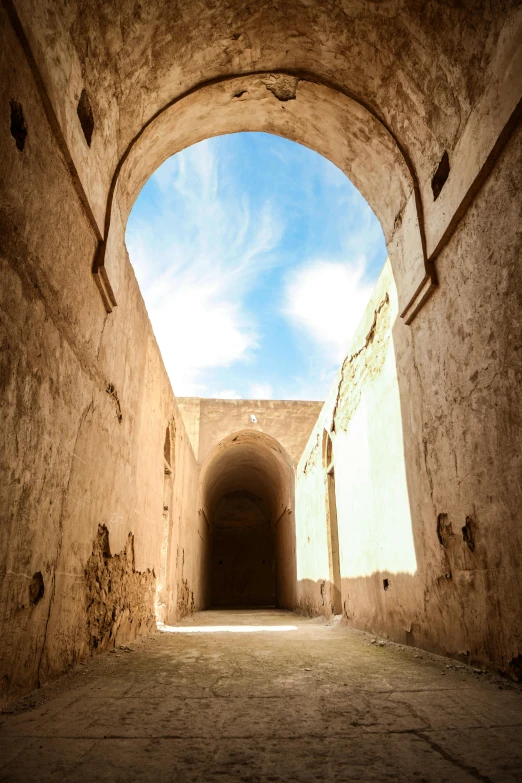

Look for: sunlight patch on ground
[157,623,298,634]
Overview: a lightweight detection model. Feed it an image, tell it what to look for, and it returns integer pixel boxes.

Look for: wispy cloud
[126,133,387,401]
[126,139,283,395]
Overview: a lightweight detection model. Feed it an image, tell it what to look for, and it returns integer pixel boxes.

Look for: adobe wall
[176,398,323,467]
[0,7,204,706]
[296,125,522,677]
[296,261,406,619]
[393,123,522,677]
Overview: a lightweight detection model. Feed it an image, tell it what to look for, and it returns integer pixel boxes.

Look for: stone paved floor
[1,609,521,782]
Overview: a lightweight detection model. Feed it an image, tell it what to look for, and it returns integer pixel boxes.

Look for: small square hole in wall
[77,89,94,146]
[431,151,450,200]
[383,578,389,591]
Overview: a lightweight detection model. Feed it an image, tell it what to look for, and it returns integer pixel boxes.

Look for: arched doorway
[199,430,295,609]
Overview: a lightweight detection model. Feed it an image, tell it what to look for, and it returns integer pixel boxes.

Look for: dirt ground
[1,609,521,782]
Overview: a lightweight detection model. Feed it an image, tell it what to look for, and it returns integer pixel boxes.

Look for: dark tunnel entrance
[200,431,296,609]
[212,490,275,607]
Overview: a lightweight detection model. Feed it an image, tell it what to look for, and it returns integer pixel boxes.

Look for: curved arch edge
[97,70,428,318]
[6,0,520,322]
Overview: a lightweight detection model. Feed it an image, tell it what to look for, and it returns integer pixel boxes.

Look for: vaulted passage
[1,0,522,779]
[200,431,296,609]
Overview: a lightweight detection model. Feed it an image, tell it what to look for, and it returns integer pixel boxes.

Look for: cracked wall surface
[391,124,522,679]
[296,261,407,620]
[331,294,390,434]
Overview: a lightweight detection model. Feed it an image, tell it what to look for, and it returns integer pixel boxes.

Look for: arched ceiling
[101,69,427,316]
[10,0,520,318]
[200,430,294,525]
[115,74,412,243]
[213,492,269,532]
[20,0,516,189]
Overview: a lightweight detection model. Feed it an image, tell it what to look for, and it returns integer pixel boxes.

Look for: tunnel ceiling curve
[200,430,295,526]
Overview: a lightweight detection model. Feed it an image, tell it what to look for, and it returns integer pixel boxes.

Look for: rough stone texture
[84,525,156,654]
[0,610,521,782]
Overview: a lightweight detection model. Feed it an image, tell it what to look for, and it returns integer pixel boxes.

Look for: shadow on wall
[390,130,522,680]
[296,210,522,680]
[297,568,522,681]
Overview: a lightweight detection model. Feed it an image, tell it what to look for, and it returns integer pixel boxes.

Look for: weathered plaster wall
[296,127,522,676]
[177,398,323,466]
[84,526,156,653]
[296,262,406,618]
[0,5,201,705]
[391,124,522,678]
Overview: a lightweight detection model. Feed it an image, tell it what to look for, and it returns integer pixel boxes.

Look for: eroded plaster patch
[333,294,391,433]
[85,525,156,653]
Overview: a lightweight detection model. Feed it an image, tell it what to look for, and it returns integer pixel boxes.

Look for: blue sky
[126,132,387,401]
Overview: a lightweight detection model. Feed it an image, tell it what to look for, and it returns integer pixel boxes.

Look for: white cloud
[126,140,283,396]
[126,134,387,402]
[283,257,374,366]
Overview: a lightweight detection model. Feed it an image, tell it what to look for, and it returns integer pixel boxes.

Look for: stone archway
[102,72,428,321]
[6,1,519,322]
